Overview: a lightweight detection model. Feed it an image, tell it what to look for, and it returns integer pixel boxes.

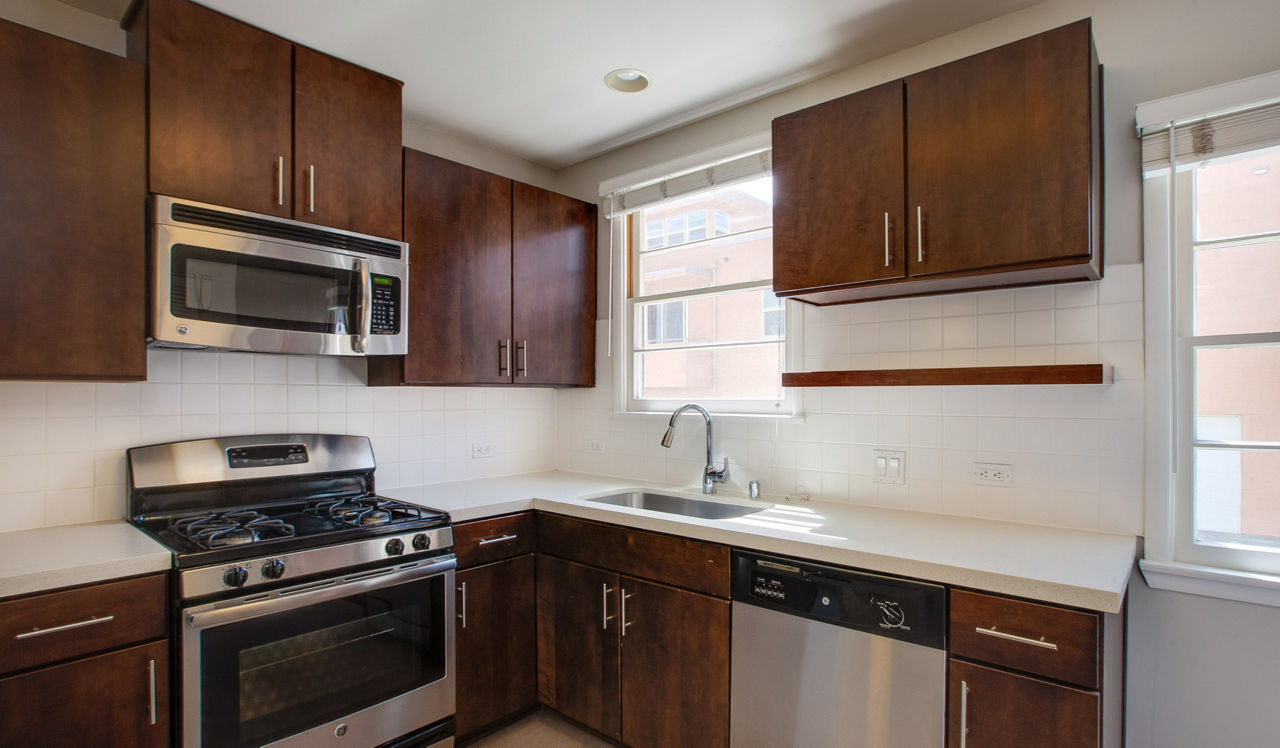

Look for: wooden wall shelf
[782,364,1112,387]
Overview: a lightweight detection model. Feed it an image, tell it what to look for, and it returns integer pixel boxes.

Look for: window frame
[615,188,801,417]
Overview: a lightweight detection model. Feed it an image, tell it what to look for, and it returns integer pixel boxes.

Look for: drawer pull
[148,658,157,726]
[959,679,969,747]
[974,625,1059,650]
[477,534,518,546]
[15,614,114,639]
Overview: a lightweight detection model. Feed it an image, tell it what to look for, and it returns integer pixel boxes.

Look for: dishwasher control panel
[732,549,946,649]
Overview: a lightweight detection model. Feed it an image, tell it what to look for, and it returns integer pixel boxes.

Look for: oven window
[198,573,446,747]
[171,244,360,334]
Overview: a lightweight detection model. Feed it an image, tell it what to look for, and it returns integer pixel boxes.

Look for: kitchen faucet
[660,403,729,494]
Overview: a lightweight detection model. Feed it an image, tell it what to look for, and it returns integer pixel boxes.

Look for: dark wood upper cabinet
[536,554,621,740]
[399,150,513,385]
[619,577,729,748]
[773,80,906,293]
[456,554,537,740]
[906,19,1098,278]
[130,0,403,239]
[293,45,403,240]
[772,19,1101,305]
[370,153,596,387]
[0,18,146,381]
[512,182,597,386]
[136,0,293,218]
[949,659,1099,748]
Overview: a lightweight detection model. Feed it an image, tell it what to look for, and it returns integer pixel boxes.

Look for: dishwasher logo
[873,597,910,630]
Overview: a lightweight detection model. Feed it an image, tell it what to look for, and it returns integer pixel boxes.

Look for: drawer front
[0,574,167,676]
[453,512,536,569]
[537,512,730,598]
[950,589,1100,689]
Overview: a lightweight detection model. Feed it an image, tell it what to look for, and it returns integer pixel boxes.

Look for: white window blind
[603,148,772,219]
[1141,102,1280,169]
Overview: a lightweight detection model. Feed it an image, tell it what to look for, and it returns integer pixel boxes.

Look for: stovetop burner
[311,496,422,528]
[173,510,297,550]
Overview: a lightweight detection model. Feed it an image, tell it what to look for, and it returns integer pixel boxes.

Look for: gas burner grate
[310,496,422,528]
[173,510,297,550]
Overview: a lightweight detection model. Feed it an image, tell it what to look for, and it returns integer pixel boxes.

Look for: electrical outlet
[972,461,1013,486]
[873,449,906,484]
[471,442,495,459]
[586,439,605,454]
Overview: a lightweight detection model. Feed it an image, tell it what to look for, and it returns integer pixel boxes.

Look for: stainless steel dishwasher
[730,550,947,748]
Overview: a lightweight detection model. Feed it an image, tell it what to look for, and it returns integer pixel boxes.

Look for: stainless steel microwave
[150,195,408,356]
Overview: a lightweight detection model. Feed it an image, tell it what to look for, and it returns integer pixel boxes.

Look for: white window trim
[1139,70,1280,606]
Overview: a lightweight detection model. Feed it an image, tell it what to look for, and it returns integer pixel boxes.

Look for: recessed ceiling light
[1253,166,1270,176]
[604,68,650,93]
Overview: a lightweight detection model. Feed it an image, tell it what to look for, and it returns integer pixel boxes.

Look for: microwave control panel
[370,275,401,335]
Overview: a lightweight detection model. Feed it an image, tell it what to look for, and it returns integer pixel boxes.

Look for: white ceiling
[78,0,1043,169]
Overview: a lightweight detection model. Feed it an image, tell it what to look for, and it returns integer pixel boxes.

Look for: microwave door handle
[354,258,372,353]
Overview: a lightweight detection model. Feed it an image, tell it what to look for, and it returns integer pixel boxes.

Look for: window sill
[611,410,806,423]
[1139,558,1280,608]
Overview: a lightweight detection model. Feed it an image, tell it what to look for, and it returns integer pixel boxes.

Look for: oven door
[182,556,455,748]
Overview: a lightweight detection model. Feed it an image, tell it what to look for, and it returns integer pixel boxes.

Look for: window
[1140,71,1280,598]
[603,148,794,414]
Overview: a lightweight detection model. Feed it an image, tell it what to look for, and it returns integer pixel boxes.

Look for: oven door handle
[185,555,456,631]
[353,258,372,353]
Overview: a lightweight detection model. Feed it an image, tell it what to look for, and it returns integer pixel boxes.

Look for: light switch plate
[873,449,906,484]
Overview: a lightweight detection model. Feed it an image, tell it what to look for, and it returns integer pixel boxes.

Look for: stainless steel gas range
[127,434,456,748]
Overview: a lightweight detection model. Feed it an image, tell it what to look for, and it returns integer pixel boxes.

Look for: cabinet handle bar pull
[276,156,284,206]
[883,212,891,267]
[308,164,316,214]
[974,625,1059,650]
[458,582,467,629]
[516,340,528,376]
[148,658,158,726]
[916,205,924,262]
[960,679,969,748]
[477,534,518,546]
[601,584,615,630]
[15,614,114,639]
[499,339,510,376]
[621,589,633,637]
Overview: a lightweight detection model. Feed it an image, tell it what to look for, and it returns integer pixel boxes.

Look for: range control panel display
[227,444,308,468]
[370,274,401,335]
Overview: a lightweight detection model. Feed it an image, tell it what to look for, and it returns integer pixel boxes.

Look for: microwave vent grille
[170,203,403,260]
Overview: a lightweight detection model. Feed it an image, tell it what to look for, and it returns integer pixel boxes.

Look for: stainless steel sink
[588,491,761,519]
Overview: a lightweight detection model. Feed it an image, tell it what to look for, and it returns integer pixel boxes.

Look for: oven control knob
[412,533,430,551]
[261,559,286,580]
[385,538,405,556]
[223,566,249,588]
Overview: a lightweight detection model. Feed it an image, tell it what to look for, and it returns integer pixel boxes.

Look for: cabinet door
[0,18,146,380]
[294,46,403,239]
[401,150,513,385]
[772,80,906,293]
[906,19,1098,278]
[536,555,620,739]
[512,183,597,386]
[456,555,537,739]
[619,577,729,748]
[949,659,1098,748]
[143,0,293,217]
[0,639,168,747]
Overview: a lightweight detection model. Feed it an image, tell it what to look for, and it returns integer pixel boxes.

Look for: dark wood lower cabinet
[456,554,537,740]
[0,639,168,747]
[949,659,1099,748]
[619,577,729,748]
[536,554,621,740]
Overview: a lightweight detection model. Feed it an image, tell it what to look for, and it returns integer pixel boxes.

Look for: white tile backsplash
[0,349,556,532]
[558,265,1145,536]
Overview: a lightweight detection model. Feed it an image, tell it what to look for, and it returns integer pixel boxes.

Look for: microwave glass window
[172,245,360,335]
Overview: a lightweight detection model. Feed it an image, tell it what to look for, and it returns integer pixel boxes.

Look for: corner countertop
[0,521,172,599]
[385,471,1137,613]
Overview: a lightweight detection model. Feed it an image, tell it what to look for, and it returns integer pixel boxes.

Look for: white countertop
[0,521,172,599]
[385,471,1137,613]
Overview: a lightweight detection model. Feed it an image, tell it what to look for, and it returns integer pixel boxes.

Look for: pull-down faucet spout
[660,403,728,494]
